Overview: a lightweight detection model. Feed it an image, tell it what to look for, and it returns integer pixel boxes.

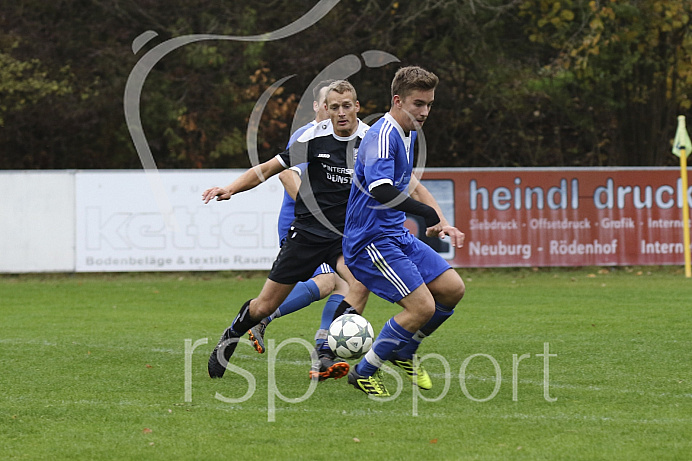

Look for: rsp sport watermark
[184,338,557,422]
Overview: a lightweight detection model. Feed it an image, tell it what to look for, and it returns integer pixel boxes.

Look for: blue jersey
[277,121,315,243]
[344,113,416,260]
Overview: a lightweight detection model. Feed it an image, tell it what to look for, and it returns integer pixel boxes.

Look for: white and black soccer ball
[327,314,374,359]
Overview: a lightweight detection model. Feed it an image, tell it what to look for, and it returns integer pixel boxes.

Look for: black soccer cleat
[208,326,241,378]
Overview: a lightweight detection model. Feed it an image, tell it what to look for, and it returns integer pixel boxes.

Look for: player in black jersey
[202,80,370,381]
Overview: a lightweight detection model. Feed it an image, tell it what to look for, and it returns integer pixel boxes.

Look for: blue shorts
[346,232,451,303]
[312,263,334,278]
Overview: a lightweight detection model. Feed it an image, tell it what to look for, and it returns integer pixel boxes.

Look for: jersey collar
[384,113,411,143]
[384,113,413,161]
[333,119,368,142]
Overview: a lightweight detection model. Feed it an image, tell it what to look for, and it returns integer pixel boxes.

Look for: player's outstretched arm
[409,175,465,249]
[202,157,285,204]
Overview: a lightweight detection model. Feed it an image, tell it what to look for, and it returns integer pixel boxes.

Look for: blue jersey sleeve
[363,128,396,191]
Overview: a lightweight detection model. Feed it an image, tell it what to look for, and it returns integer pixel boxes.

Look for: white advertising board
[0,171,75,273]
[75,170,284,272]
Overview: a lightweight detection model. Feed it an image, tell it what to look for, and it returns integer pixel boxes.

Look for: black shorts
[268,228,342,285]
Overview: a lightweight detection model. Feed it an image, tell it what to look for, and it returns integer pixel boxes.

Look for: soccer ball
[327,314,374,359]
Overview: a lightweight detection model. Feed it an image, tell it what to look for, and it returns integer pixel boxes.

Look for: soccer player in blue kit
[247,80,350,354]
[344,66,466,396]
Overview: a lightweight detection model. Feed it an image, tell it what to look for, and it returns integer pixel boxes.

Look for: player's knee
[312,273,336,298]
[452,277,465,303]
[250,299,277,319]
[434,274,465,307]
[345,280,369,310]
[255,306,276,319]
[333,275,349,296]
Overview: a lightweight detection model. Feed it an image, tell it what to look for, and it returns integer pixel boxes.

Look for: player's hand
[202,186,232,204]
[426,225,465,249]
[425,222,444,239]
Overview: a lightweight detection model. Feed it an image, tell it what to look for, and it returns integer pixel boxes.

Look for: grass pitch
[1,268,690,460]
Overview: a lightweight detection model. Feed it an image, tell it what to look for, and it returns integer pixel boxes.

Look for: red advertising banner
[418,168,692,268]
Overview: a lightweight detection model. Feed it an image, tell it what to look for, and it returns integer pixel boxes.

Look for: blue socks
[266,280,320,324]
[396,303,454,359]
[315,293,344,348]
[356,318,413,376]
[355,303,456,375]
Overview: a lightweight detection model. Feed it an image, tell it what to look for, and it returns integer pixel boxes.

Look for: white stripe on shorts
[365,243,411,298]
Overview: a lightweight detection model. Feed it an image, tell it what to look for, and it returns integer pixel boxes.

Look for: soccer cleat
[390,355,432,390]
[308,353,350,381]
[348,368,390,397]
[208,326,241,379]
[248,321,267,354]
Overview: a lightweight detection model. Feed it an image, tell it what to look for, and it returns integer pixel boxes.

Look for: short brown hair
[327,80,358,102]
[391,66,438,100]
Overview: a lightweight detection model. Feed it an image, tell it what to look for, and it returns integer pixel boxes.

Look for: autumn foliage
[0,1,690,169]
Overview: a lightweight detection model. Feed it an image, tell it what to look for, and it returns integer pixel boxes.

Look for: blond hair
[327,80,358,102]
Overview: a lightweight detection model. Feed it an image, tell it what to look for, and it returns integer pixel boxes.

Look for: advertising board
[71,168,691,272]
[75,171,284,271]
[418,168,692,267]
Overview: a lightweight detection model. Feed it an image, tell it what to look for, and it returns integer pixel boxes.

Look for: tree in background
[0,0,690,169]
[520,0,692,165]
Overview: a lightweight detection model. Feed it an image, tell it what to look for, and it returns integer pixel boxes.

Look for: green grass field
[1,268,691,460]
